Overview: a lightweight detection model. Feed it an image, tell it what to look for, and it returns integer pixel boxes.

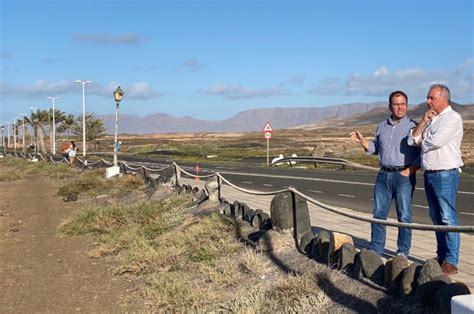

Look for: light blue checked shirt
[367,115,420,168]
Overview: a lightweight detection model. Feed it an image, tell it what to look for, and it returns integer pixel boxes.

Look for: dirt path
[0,176,141,313]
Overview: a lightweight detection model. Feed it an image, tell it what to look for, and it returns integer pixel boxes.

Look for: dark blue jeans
[424,169,460,266]
[369,171,416,256]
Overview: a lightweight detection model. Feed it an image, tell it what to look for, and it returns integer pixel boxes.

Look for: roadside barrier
[3,151,473,233]
[271,156,379,171]
[173,162,474,233]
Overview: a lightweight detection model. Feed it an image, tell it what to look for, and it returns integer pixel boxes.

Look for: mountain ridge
[100,101,387,134]
[304,102,474,129]
[99,102,474,134]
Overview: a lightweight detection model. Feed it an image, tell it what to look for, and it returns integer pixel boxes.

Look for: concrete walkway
[181,177,474,289]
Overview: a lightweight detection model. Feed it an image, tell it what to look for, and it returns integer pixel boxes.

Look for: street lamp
[1,125,4,154]
[47,96,59,154]
[113,86,124,167]
[75,80,91,157]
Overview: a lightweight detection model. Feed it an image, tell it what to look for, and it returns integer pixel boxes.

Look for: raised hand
[349,131,364,144]
[422,109,437,124]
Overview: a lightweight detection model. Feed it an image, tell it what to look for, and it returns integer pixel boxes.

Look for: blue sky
[1,0,473,123]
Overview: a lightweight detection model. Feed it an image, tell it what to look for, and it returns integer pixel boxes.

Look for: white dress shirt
[408,106,463,170]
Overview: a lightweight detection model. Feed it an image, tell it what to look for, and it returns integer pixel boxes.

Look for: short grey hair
[429,84,451,101]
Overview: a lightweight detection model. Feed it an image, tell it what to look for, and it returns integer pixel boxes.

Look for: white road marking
[263,184,273,187]
[458,191,474,195]
[413,204,429,209]
[218,169,375,186]
[459,212,474,216]
[242,181,253,184]
[338,194,356,198]
[308,189,323,193]
[187,167,473,195]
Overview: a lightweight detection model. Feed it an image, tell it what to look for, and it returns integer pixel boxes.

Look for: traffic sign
[263,122,273,133]
[264,132,272,140]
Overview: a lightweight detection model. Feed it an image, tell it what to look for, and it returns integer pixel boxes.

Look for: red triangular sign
[263,122,273,132]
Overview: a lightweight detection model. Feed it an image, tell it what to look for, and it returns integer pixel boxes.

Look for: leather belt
[425,168,458,173]
[380,166,408,172]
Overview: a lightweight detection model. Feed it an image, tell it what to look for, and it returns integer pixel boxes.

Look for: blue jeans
[369,171,416,256]
[424,169,460,266]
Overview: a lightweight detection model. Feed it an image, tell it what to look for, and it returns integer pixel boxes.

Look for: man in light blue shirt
[350,90,420,257]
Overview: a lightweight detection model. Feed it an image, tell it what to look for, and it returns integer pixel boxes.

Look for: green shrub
[57,169,105,196]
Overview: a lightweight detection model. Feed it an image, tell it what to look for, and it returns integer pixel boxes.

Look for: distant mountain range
[307,102,474,129]
[99,102,474,134]
[100,102,386,134]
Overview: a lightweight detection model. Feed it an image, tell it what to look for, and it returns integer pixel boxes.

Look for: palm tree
[24,109,50,153]
[71,113,106,148]
[56,113,76,138]
[15,117,29,151]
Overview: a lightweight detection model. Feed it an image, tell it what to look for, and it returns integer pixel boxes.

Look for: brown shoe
[441,261,458,275]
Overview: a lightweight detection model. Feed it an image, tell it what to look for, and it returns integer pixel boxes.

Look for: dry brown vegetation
[1,158,431,312]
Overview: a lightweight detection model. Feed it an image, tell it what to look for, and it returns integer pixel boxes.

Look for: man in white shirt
[408,84,463,275]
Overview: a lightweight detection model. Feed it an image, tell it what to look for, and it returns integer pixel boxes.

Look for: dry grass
[58,187,406,312]
[57,169,146,198]
[57,188,342,312]
[0,157,74,181]
[0,171,22,182]
[238,247,268,277]
[54,180,433,312]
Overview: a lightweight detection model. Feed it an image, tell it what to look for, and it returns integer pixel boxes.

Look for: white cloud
[373,67,389,76]
[91,81,165,99]
[72,32,144,46]
[199,83,288,99]
[311,58,474,100]
[0,80,163,100]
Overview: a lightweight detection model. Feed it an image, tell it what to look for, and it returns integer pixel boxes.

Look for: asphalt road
[119,155,474,226]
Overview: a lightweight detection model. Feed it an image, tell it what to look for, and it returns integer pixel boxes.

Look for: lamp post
[11,118,17,152]
[75,80,91,157]
[1,125,4,154]
[113,86,124,167]
[47,96,59,154]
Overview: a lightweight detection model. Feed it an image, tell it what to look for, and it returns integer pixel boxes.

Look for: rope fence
[2,151,473,233]
[173,162,474,233]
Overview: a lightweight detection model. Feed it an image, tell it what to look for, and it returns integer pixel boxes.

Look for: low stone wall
[174,177,472,313]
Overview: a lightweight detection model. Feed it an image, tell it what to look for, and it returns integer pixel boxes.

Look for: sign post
[262,122,273,165]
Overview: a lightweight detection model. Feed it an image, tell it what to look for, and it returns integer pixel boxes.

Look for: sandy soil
[0,176,142,313]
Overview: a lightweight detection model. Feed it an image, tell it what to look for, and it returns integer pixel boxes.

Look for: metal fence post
[217,175,222,202]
